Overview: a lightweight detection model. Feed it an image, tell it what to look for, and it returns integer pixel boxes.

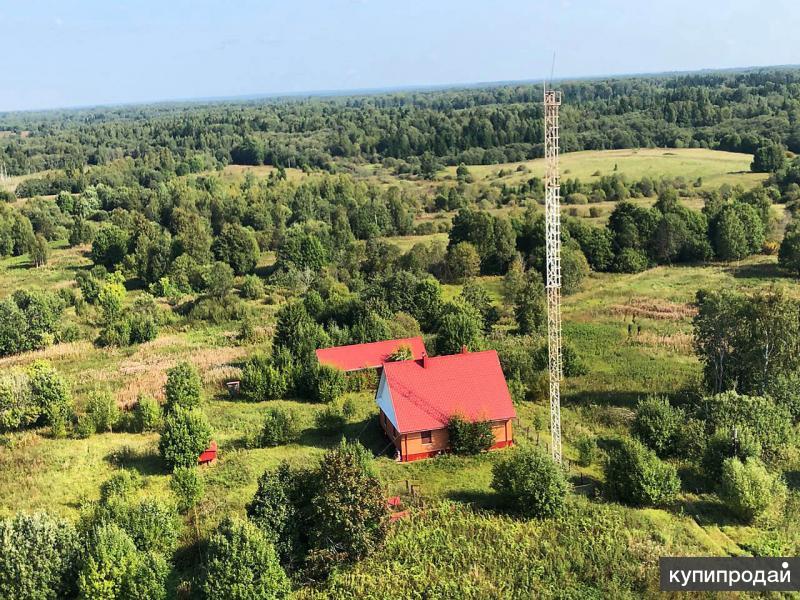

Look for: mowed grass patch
[443,148,767,190]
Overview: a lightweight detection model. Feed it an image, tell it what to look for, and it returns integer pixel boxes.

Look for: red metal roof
[381,350,516,434]
[315,337,426,372]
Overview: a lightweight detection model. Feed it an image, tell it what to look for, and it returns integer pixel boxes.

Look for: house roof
[315,337,427,372]
[380,350,516,434]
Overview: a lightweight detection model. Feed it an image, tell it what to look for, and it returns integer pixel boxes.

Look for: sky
[2,0,799,112]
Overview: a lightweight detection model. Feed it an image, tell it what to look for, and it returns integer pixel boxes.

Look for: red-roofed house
[315,337,426,373]
[376,349,516,462]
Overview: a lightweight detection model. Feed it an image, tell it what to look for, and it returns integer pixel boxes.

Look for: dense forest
[3,68,800,178]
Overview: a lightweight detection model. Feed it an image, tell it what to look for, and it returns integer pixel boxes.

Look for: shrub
[99,471,143,505]
[718,457,786,523]
[97,318,132,347]
[76,413,96,438]
[313,365,347,404]
[0,512,80,600]
[575,434,598,467]
[260,406,301,447]
[247,462,309,568]
[28,360,72,437]
[164,362,202,412]
[86,390,120,433]
[202,517,290,600]
[698,391,792,459]
[491,446,569,518]
[447,415,494,456]
[77,523,167,600]
[605,439,680,507]
[171,467,204,513]
[308,441,388,571]
[702,426,761,480]
[631,397,682,457]
[240,274,265,300]
[0,371,37,432]
[314,404,346,436]
[435,308,481,355]
[117,499,179,555]
[159,407,213,470]
[386,344,413,362]
[128,312,159,344]
[241,354,289,401]
[674,417,707,461]
[341,397,357,420]
[133,394,161,432]
[613,248,649,273]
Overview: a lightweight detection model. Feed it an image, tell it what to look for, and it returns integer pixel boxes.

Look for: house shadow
[299,415,389,456]
[104,445,165,476]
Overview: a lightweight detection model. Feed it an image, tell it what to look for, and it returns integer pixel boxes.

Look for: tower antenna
[543,83,563,464]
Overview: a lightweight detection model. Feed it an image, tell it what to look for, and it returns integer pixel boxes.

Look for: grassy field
[0,216,798,596]
[443,148,767,190]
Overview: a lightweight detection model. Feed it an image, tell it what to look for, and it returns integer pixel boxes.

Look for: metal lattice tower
[544,86,563,464]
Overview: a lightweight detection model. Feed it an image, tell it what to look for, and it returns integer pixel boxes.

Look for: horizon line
[2,62,799,117]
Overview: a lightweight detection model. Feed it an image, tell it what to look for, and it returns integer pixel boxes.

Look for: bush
[435,308,481,355]
[314,404,346,436]
[128,312,159,344]
[702,427,761,480]
[605,439,680,507]
[28,360,72,437]
[0,512,80,600]
[631,397,682,457]
[491,446,569,518]
[674,417,707,461]
[97,318,132,347]
[117,499,179,555]
[133,395,162,432]
[159,407,213,470]
[313,365,347,404]
[171,467,204,513]
[164,362,202,412]
[260,406,301,447]
[240,274,265,300]
[575,435,598,467]
[0,371,37,432]
[613,248,649,273]
[99,471,143,505]
[77,523,167,600]
[718,457,786,523]
[241,354,290,401]
[447,415,494,456]
[308,441,387,571]
[202,517,290,600]
[86,390,120,433]
[247,462,309,568]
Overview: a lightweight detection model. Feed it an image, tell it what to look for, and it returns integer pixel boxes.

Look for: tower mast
[543,85,563,464]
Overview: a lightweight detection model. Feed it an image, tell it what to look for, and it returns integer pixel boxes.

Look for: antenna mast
[543,85,563,464]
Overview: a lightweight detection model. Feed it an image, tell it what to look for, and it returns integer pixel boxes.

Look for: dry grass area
[609,297,698,321]
[629,331,694,353]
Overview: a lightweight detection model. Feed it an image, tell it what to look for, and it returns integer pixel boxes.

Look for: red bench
[198,440,218,465]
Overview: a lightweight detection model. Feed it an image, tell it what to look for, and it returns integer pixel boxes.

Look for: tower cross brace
[543,87,563,464]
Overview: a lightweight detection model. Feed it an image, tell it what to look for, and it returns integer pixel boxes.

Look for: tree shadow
[784,470,800,492]
[104,445,165,476]
[677,497,740,528]
[565,390,649,410]
[299,415,389,456]
[569,472,601,496]
[447,489,500,511]
[728,262,785,280]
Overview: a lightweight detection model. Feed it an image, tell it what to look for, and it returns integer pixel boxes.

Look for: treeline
[3,68,800,176]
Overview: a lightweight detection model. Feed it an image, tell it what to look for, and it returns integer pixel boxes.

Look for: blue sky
[2,0,798,112]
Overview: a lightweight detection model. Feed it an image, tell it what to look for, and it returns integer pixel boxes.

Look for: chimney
[460,345,469,354]
[421,352,428,368]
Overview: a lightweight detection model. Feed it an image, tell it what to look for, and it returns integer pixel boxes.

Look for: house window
[421,430,432,444]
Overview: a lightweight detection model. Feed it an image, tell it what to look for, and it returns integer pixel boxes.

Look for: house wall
[399,419,514,462]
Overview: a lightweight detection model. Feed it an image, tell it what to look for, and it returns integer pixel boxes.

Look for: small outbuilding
[376,349,516,462]
[315,336,427,373]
